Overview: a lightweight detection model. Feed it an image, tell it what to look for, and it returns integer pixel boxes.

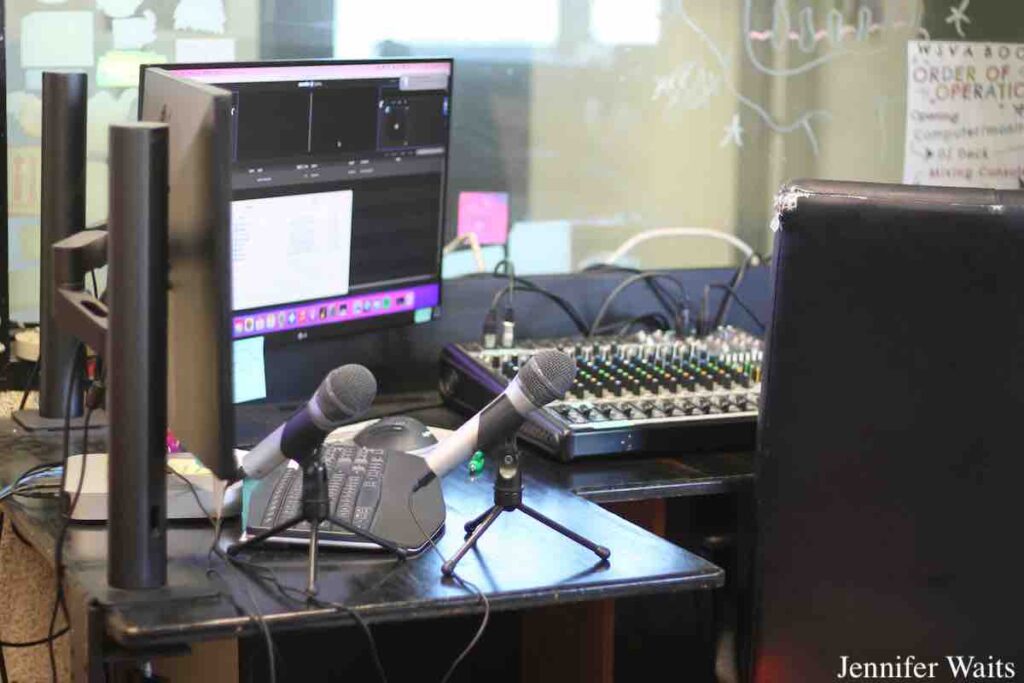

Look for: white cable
[605,227,756,266]
[442,232,486,272]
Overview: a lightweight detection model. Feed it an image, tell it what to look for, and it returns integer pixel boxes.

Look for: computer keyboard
[248,442,387,545]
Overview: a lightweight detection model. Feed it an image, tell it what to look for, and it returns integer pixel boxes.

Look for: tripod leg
[519,504,611,560]
[464,508,494,536]
[227,513,307,555]
[327,516,409,559]
[307,523,321,595]
[442,506,502,577]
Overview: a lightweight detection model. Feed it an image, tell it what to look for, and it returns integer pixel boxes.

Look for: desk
[0,413,733,682]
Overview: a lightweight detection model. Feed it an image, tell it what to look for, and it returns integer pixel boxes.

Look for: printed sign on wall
[904,40,1024,188]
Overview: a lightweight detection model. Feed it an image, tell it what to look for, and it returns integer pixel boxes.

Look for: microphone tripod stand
[229,456,407,595]
[441,438,610,577]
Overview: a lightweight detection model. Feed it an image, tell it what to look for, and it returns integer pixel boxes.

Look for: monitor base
[13,408,108,432]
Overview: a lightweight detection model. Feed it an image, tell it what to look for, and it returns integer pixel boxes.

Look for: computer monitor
[141,59,451,347]
[139,68,236,480]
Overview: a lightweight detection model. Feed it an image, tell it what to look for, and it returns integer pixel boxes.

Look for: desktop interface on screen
[163,60,451,342]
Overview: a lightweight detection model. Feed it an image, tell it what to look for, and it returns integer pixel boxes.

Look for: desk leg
[66,585,105,683]
[521,600,615,683]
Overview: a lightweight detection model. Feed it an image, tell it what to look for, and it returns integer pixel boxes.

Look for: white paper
[87,89,138,155]
[112,9,157,50]
[21,12,94,68]
[96,0,143,18]
[904,40,1024,188]
[174,0,226,35]
[175,38,236,63]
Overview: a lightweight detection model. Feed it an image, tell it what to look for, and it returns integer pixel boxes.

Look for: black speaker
[107,122,170,590]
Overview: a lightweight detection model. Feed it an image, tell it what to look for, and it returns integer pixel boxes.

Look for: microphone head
[517,350,576,406]
[315,364,378,423]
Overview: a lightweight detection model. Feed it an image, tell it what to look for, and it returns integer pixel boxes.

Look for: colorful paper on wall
[174,0,226,34]
[508,220,572,275]
[21,11,94,67]
[8,91,42,138]
[112,9,157,50]
[87,90,139,155]
[96,0,143,19]
[457,191,509,245]
[175,38,236,63]
[8,147,42,216]
[904,40,1024,188]
[97,50,167,88]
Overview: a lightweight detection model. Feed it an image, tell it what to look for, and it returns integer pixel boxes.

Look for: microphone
[238,364,377,480]
[414,349,576,491]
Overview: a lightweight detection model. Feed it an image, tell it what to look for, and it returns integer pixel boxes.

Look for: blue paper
[233,336,267,404]
[508,220,572,275]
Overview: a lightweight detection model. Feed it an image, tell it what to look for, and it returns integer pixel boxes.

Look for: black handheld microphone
[238,364,377,480]
[414,350,576,491]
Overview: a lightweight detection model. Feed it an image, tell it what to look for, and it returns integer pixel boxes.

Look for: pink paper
[457,192,509,245]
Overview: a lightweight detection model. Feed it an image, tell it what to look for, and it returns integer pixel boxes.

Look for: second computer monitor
[148,59,452,344]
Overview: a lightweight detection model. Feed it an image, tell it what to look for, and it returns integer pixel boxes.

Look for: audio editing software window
[168,61,451,340]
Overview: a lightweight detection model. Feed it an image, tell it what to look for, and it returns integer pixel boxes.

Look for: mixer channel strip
[439,327,764,461]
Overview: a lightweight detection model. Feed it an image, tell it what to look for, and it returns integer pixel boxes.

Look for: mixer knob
[490,355,501,369]
[609,380,623,397]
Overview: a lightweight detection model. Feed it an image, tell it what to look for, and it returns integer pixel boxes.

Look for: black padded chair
[749,180,1024,681]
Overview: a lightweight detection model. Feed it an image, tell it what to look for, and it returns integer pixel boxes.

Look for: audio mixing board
[439,327,764,461]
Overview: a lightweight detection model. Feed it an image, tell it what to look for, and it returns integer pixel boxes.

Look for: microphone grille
[316,364,378,423]
[518,350,576,406]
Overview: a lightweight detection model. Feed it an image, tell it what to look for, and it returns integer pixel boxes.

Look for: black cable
[487,273,589,337]
[181,467,387,683]
[406,492,490,683]
[0,629,70,649]
[588,312,672,337]
[48,345,86,683]
[701,284,766,334]
[89,270,99,299]
[589,272,691,337]
[225,557,388,683]
[584,264,693,333]
[711,253,761,330]
[166,469,280,683]
[18,360,39,412]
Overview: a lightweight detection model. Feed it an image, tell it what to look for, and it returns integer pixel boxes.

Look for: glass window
[8,1,1024,323]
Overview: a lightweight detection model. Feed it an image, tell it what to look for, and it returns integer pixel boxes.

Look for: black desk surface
[0,412,734,650]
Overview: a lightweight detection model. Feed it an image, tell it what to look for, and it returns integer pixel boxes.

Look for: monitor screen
[147,59,451,343]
